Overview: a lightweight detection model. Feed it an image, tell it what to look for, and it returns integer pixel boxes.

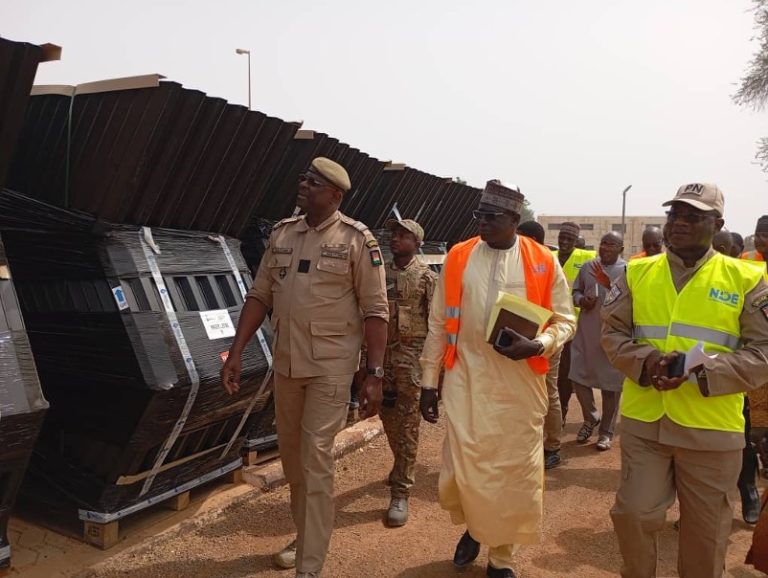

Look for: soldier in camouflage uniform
[381,218,437,527]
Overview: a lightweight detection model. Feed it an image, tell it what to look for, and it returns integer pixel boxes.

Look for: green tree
[735,0,768,171]
[521,199,535,223]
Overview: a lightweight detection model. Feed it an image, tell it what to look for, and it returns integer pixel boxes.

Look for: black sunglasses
[473,210,508,222]
[299,173,331,188]
[665,211,715,224]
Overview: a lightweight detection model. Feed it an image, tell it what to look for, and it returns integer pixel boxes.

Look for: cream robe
[420,239,575,547]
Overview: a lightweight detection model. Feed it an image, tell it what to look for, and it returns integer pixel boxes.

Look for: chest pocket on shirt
[312,244,350,297]
[268,252,293,292]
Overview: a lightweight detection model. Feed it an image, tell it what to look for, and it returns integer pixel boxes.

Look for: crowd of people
[220,156,768,578]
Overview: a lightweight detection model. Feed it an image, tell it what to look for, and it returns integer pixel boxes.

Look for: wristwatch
[534,340,545,356]
[367,366,385,378]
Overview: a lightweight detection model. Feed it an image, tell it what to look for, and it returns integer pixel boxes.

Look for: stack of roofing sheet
[0,189,273,515]
[0,35,59,570]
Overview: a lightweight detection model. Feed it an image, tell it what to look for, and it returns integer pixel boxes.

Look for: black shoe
[453,530,480,568]
[544,450,561,470]
[741,483,761,525]
[486,565,516,578]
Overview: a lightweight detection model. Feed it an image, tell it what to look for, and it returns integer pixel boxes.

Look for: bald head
[642,227,663,256]
[712,229,733,256]
[599,231,624,265]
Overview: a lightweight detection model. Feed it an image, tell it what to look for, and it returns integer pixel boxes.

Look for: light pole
[235,48,251,110]
[620,184,632,235]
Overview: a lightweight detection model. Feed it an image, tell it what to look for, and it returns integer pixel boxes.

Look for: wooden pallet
[242,447,280,467]
[81,463,243,550]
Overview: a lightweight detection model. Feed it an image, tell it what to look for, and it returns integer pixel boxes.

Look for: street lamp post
[235,48,251,110]
[620,184,632,235]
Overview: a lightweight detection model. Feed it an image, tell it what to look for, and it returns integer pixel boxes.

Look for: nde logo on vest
[708,287,740,308]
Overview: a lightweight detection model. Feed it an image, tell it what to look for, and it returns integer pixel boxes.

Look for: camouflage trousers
[381,364,422,499]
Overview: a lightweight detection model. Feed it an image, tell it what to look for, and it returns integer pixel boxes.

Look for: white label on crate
[111,286,129,311]
[200,309,236,340]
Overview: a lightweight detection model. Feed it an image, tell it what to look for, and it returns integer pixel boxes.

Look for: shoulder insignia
[339,214,370,234]
[365,239,379,249]
[272,216,301,230]
[370,249,383,267]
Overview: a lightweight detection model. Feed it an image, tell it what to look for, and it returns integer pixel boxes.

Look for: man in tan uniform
[380,218,437,527]
[222,157,388,578]
[602,183,768,578]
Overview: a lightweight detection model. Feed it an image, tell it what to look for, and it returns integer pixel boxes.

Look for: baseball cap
[385,219,425,243]
[662,183,724,217]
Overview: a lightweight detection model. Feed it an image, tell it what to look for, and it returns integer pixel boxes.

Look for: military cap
[385,218,425,243]
[310,157,351,192]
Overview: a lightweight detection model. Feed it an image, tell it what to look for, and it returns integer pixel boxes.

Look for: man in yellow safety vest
[601,183,768,578]
[551,222,595,430]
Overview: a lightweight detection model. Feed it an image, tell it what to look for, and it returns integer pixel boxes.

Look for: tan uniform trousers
[543,346,563,451]
[274,372,352,574]
[611,430,741,578]
[381,365,421,498]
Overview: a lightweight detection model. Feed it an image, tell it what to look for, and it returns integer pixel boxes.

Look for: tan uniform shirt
[601,247,768,450]
[386,257,438,369]
[247,211,389,379]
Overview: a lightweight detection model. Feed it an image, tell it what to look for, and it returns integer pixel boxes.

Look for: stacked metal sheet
[0,35,59,570]
[0,189,273,515]
[8,78,482,247]
[0,237,48,569]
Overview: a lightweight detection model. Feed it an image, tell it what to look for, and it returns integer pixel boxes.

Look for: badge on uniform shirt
[366,239,379,249]
[604,283,622,306]
[753,293,768,310]
[370,249,383,267]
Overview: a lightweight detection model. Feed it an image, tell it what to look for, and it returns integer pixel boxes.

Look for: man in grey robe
[569,232,626,450]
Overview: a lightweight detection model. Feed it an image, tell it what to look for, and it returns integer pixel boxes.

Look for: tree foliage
[735,0,768,171]
[521,199,535,223]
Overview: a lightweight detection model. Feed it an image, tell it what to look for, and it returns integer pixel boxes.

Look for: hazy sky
[4,0,766,234]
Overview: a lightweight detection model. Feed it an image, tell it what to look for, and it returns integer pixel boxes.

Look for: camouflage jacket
[386,257,437,354]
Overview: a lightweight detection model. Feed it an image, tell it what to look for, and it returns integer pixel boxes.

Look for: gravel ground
[78,404,764,578]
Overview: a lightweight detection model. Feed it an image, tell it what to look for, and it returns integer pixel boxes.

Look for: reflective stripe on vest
[622,253,763,432]
[442,235,555,375]
[633,323,741,350]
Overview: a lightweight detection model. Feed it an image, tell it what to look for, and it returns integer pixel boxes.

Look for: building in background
[538,215,666,256]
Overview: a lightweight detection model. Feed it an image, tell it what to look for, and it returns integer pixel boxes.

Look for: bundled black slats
[0,189,273,513]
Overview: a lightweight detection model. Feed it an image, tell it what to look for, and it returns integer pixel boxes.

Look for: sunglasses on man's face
[298,173,329,188]
[472,210,508,222]
[665,211,715,224]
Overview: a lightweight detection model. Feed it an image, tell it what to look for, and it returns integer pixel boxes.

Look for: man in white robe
[419,180,575,578]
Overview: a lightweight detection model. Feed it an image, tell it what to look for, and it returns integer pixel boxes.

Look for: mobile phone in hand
[494,329,513,348]
[666,354,686,378]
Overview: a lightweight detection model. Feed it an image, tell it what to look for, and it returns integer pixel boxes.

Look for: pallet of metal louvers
[0,190,273,516]
[0,236,48,570]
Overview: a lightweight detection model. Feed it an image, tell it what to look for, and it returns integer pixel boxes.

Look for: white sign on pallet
[199,309,236,340]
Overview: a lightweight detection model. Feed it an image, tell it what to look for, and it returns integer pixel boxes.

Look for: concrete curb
[243,417,384,491]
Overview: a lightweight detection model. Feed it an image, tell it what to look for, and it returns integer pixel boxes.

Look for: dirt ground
[77,404,764,578]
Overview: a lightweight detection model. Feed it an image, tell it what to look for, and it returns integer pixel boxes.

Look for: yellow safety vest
[553,248,597,286]
[553,248,596,318]
[622,253,763,432]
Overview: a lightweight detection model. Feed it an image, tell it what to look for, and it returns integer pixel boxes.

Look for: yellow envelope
[485,291,553,341]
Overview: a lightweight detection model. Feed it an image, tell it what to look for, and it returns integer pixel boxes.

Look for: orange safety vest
[742,250,766,263]
[443,235,555,375]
